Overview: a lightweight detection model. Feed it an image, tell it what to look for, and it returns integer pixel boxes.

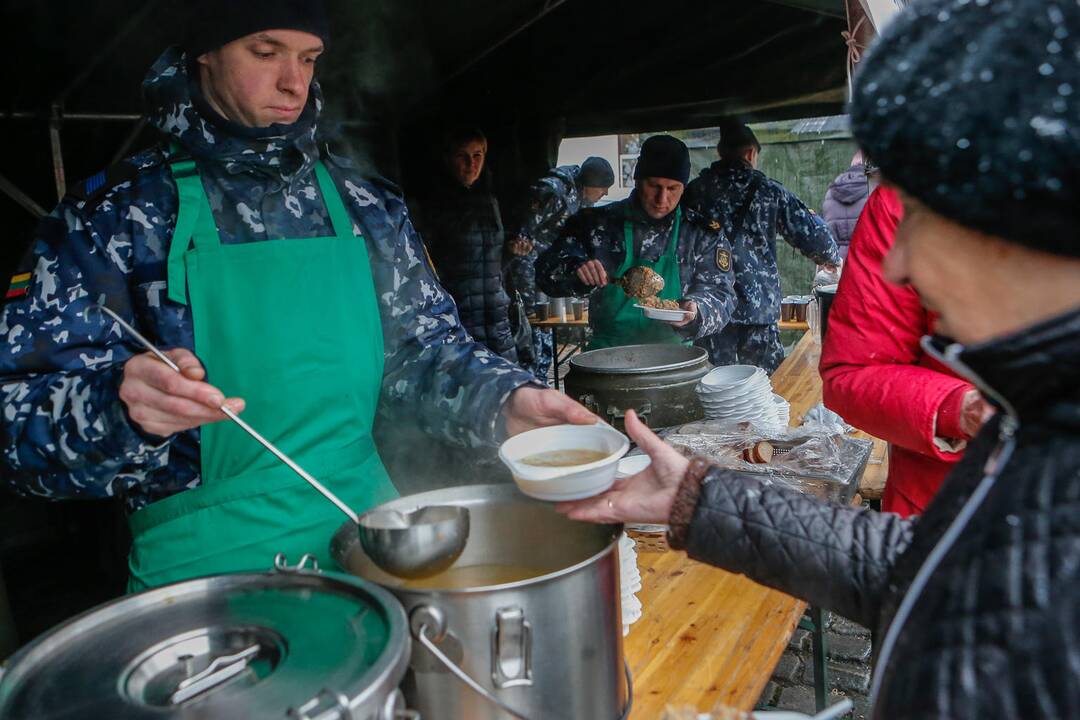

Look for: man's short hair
[444,127,487,154]
[716,120,760,157]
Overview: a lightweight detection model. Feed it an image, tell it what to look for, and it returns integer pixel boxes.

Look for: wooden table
[778,319,810,332]
[529,312,589,390]
[623,332,889,717]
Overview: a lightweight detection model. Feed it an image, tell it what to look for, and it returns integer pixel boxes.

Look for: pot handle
[606,402,652,425]
[411,606,635,720]
[272,553,319,573]
[169,644,260,705]
[579,395,654,426]
[411,606,533,720]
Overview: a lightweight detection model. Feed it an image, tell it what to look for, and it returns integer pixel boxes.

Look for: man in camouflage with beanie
[536,135,736,354]
[686,121,841,374]
[0,0,596,590]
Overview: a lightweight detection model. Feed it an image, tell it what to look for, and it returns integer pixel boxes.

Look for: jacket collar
[925,304,1080,425]
[142,47,321,185]
[625,192,676,227]
[709,158,753,174]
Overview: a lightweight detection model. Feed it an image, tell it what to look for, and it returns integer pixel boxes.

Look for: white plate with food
[634,303,690,322]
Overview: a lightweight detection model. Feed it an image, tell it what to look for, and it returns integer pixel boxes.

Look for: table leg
[806,606,829,712]
[0,559,16,661]
[552,326,562,391]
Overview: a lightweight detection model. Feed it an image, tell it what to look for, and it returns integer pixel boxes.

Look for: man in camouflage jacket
[536,136,736,348]
[685,122,841,373]
[0,8,590,524]
[507,157,614,381]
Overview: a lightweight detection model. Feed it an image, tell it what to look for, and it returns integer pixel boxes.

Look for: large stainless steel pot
[331,484,628,720]
[565,343,710,429]
[0,557,411,720]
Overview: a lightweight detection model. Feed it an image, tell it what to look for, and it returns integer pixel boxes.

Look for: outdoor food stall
[0,0,896,710]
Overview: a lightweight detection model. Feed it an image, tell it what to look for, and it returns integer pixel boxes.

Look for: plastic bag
[801,402,853,435]
[812,264,841,288]
[657,418,873,504]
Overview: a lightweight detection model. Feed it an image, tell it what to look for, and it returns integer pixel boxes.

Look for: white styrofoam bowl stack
[619,533,642,636]
[614,456,650,636]
[696,365,786,430]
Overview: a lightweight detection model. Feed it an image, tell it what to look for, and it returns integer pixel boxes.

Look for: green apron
[587,207,689,350]
[126,159,398,592]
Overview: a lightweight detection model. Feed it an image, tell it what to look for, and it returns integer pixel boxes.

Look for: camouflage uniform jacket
[685,160,841,325]
[534,193,736,340]
[0,48,536,513]
[507,165,583,307]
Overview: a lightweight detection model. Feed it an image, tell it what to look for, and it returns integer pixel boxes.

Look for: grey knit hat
[850,0,1079,256]
[579,157,615,188]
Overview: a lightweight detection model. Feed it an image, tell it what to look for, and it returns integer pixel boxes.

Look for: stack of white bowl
[619,533,642,636]
[696,365,789,432]
[615,455,650,636]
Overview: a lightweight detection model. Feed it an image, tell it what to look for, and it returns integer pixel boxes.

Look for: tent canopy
[1,0,848,264]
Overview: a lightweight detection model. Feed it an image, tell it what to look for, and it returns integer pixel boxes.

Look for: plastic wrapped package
[800,402,853,435]
[657,418,873,504]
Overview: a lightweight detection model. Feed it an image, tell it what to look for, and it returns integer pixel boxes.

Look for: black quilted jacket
[414,172,517,361]
[683,306,1080,719]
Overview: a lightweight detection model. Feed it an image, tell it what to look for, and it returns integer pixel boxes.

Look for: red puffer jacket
[820,187,973,516]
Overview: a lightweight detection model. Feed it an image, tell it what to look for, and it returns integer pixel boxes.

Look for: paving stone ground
[755,611,873,719]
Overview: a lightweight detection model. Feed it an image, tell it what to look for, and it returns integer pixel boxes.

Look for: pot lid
[0,564,409,720]
[569,343,708,374]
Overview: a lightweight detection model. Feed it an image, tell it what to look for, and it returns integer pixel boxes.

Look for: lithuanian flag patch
[6,272,31,300]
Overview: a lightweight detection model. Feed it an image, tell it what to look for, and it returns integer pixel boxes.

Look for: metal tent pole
[49,104,66,201]
[0,172,48,219]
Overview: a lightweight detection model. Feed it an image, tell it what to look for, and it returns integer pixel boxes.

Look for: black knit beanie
[634,135,691,184]
[185,0,331,59]
[579,156,615,188]
[851,0,1079,257]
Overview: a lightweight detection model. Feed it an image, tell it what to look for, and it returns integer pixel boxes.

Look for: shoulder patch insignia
[66,161,140,210]
[708,219,721,231]
[83,171,107,196]
[717,249,732,272]
[6,272,31,300]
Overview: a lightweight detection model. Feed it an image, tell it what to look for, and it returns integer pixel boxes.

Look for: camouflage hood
[142,47,322,184]
[549,165,580,192]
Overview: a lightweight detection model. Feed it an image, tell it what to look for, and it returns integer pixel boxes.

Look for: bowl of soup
[499,423,630,501]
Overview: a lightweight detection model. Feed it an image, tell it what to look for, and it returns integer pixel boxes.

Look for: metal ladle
[88,303,469,578]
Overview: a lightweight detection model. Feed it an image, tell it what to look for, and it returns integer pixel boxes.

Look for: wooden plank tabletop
[624,332,889,717]
[528,311,589,328]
